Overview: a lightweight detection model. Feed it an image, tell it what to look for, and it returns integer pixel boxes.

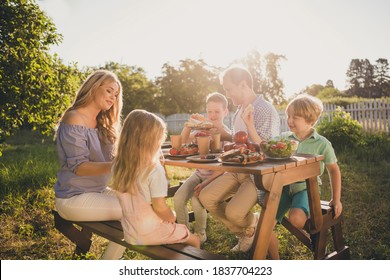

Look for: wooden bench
[281,200,350,260]
[52,210,225,260]
[52,183,225,260]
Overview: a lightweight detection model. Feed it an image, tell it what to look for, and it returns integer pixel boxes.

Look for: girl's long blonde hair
[112,110,167,194]
[62,69,123,144]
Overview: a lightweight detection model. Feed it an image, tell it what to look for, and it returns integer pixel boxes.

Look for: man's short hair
[220,64,253,89]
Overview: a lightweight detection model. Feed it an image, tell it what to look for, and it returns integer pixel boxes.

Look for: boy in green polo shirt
[267,94,343,259]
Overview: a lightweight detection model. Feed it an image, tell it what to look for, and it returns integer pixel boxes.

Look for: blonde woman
[112,110,200,248]
[54,70,126,259]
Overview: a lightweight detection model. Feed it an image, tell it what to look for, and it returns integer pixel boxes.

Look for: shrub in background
[355,132,390,162]
[317,108,364,152]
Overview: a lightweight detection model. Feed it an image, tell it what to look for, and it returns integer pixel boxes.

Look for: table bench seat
[281,200,350,260]
[52,210,225,260]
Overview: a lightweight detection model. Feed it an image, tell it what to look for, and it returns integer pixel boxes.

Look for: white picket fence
[323,100,390,133]
[159,99,390,135]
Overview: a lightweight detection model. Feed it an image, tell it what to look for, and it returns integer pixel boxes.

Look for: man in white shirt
[199,65,280,252]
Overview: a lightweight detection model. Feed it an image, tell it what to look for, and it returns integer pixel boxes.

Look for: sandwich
[185,114,214,129]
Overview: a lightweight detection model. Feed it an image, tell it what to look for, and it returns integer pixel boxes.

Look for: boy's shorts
[276,186,309,224]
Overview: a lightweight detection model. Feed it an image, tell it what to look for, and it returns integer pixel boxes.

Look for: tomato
[234,131,248,144]
[169,148,180,156]
[276,142,287,149]
[180,147,189,155]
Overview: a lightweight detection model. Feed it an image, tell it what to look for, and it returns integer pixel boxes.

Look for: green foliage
[262,53,287,105]
[320,96,390,108]
[102,62,159,118]
[317,108,364,152]
[238,50,287,105]
[316,87,344,100]
[354,132,390,162]
[156,59,221,115]
[0,0,83,143]
[346,58,390,98]
[300,84,325,97]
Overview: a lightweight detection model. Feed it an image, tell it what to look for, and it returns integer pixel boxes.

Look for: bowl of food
[260,139,298,159]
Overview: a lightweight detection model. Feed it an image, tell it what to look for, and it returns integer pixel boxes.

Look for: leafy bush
[317,108,364,152]
[354,132,390,162]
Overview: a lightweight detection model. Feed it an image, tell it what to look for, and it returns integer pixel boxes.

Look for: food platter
[217,159,262,166]
[187,154,220,163]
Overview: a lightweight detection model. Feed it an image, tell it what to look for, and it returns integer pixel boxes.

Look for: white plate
[165,153,198,159]
[187,154,220,163]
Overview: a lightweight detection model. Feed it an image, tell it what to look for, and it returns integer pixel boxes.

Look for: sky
[37,0,390,97]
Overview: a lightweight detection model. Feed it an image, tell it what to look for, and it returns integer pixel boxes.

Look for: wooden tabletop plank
[164,154,318,175]
[164,158,277,175]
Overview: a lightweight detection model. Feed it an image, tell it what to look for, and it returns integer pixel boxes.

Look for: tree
[346,59,375,97]
[316,87,343,100]
[237,50,286,105]
[102,62,159,117]
[362,59,375,98]
[0,0,82,144]
[241,49,263,95]
[262,53,286,105]
[374,58,390,97]
[298,84,325,97]
[156,59,220,115]
[325,79,334,88]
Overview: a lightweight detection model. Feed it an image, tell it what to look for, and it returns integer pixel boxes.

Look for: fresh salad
[260,139,298,159]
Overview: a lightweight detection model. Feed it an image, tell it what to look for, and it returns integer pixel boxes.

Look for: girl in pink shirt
[112,109,200,247]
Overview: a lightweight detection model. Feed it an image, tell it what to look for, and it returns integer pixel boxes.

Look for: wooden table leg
[306,176,323,233]
[251,172,284,260]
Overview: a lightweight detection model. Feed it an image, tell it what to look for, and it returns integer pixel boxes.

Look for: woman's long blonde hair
[112,110,167,194]
[62,69,123,144]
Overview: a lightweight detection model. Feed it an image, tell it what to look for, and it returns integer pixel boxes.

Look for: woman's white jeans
[173,173,207,235]
[55,188,126,259]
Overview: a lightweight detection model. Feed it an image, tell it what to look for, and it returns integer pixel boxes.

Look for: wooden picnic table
[163,153,324,260]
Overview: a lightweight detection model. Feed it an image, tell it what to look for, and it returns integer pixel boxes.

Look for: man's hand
[241,104,254,126]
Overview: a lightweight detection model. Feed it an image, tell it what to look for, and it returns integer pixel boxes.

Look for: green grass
[0,130,389,260]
